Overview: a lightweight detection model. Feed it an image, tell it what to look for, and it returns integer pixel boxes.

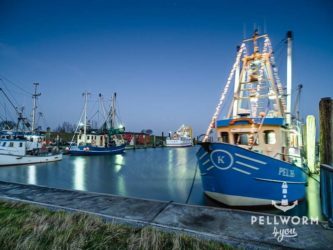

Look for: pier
[0,180,332,249]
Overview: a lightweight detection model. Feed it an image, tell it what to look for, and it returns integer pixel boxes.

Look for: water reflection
[73,157,86,191]
[306,176,322,219]
[174,148,190,199]
[0,146,323,219]
[114,154,125,173]
[112,154,127,195]
[27,165,36,185]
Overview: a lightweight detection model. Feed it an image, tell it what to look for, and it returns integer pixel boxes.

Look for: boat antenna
[31,82,41,132]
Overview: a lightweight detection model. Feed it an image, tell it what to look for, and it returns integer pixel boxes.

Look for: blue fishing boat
[197,31,307,206]
[68,92,126,156]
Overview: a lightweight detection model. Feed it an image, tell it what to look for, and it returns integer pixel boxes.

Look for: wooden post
[320,97,333,166]
[319,97,333,228]
[153,135,156,148]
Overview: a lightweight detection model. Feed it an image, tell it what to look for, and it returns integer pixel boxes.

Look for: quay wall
[0,181,332,249]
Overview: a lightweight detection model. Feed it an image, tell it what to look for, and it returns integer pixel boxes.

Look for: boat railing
[274,152,302,159]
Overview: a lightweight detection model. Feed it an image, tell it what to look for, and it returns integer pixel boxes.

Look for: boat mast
[233,45,240,117]
[111,92,116,129]
[286,31,293,125]
[83,92,89,143]
[31,83,41,132]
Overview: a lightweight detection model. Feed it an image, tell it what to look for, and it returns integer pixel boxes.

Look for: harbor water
[0,146,323,219]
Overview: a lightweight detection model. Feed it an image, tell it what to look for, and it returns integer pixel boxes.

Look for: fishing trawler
[68,92,126,156]
[166,124,193,147]
[197,31,306,206]
[0,83,62,166]
[0,132,62,166]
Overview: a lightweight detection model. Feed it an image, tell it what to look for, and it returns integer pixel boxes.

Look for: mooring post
[153,135,156,148]
[319,97,333,228]
[320,97,333,166]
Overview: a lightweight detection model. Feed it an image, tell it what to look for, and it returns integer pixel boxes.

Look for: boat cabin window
[87,136,90,140]
[19,142,23,147]
[234,133,258,146]
[9,142,14,147]
[264,130,276,144]
[220,132,229,143]
[79,135,82,140]
[2,142,6,147]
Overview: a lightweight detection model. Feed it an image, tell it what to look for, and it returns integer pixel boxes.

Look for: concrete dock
[0,180,332,249]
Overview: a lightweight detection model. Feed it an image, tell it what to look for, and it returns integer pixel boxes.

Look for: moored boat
[0,83,62,166]
[0,136,62,166]
[68,92,126,156]
[197,31,307,207]
[166,124,193,147]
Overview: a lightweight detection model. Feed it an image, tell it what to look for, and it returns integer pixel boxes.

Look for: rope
[185,162,198,204]
[0,74,32,95]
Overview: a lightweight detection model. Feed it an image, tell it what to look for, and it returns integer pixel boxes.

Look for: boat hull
[69,144,125,156]
[0,153,63,166]
[196,142,306,206]
[165,139,192,147]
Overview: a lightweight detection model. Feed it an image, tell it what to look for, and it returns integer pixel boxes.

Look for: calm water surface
[0,146,323,219]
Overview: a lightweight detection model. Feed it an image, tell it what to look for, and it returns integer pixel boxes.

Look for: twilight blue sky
[0,0,332,135]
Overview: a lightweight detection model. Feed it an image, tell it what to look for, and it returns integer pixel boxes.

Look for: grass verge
[0,201,233,249]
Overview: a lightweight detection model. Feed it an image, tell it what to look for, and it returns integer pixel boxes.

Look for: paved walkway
[0,181,332,249]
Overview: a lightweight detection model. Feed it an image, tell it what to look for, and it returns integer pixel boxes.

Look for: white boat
[166,125,193,147]
[1,83,52,151]
[0,137,62,166]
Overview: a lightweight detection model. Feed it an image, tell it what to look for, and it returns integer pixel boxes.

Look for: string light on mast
[203,43,246,142]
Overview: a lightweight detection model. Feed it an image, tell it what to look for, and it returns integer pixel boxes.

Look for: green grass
[0,201,232,249]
